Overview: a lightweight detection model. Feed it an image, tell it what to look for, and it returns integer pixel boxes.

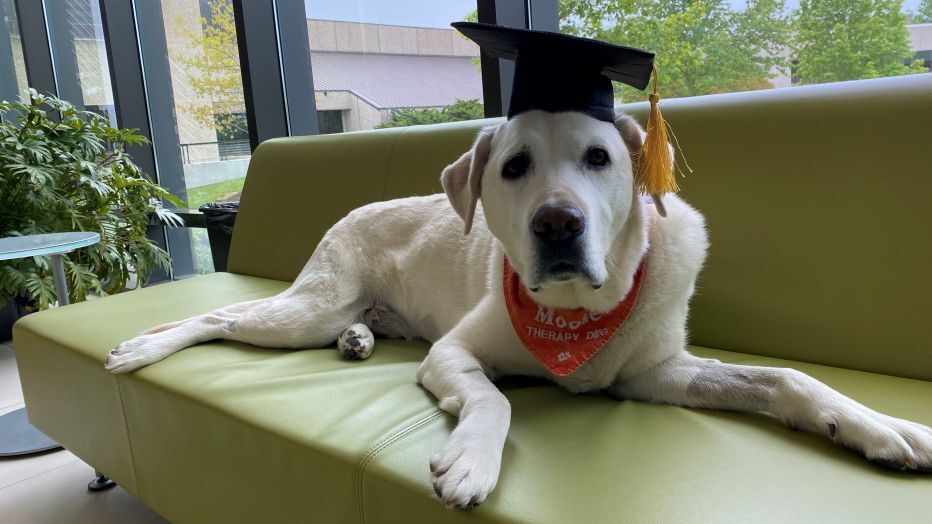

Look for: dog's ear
[614,113,646,162]
[441,126,496,235]
[614,113,668,217]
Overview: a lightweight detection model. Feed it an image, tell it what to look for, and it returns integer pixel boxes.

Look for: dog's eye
[502,153,530,180]
[587,147,609,168]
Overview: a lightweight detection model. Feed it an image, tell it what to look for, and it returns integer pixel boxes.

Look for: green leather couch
[14,74,932,522]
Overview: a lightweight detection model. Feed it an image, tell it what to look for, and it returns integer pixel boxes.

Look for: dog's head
[442,110,653,308]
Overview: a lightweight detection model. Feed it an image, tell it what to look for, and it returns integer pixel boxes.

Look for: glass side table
[0,232,100,456]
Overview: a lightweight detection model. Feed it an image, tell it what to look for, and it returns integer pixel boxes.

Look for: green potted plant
[0,90,182,338]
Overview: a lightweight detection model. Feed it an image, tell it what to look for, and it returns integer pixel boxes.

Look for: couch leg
[88,471,117,492]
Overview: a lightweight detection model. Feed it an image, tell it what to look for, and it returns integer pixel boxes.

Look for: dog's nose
[531,204,585,242]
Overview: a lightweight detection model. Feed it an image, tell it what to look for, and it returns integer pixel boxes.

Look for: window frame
[9,0,561,280]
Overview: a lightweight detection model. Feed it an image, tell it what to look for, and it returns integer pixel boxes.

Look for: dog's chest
[543,326,640,392]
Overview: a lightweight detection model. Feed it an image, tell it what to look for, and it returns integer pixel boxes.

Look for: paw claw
[429,431,500,509]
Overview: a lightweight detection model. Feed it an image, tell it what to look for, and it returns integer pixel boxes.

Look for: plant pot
[0,296,33,342]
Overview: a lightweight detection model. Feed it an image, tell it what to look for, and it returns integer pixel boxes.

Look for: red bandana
[503,257,645,376]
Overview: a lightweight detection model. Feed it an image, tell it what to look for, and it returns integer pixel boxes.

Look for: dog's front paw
[105,335,172,373]
[430,430,501,509]
[823,407,932,471]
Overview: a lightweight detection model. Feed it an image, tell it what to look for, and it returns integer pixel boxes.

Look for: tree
[913,0,932,22]
[173,0,246,139]
[376,99,485,129]
[792,0,925,84]
[560,0,790,101]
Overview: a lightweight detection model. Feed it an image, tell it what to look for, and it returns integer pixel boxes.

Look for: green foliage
[375,99,485,129]
[0,90,182,309]
[792,0,926,84]
[561,0,790,101]
[173,0,246,139]
[914,0,932,23]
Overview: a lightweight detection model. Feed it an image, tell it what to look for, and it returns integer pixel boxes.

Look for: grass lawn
[184,177,246,209]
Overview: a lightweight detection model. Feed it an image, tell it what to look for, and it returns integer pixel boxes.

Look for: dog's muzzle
[530,203,591,285]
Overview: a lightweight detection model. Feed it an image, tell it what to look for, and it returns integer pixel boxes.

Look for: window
[136,0,253,274]
[317,109,344,134]
[559,1,932,103]
[0,0,27,103]
[10,0,521,280]
[43,0,116,123]
[916,49,932,70]
[306,1,485,132]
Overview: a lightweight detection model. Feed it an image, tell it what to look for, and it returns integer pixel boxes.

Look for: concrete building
[908,23,932,67]
[307,19,482,133]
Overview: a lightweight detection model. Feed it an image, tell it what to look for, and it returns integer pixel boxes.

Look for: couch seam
[114,375,143,496]
[13,323,143,493]
[378,126,410,201]
[355,410,444,524]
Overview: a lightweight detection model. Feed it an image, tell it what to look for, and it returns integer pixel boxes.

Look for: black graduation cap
[452,22,655,123]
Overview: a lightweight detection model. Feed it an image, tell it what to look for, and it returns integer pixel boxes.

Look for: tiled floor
[0,341,166,523]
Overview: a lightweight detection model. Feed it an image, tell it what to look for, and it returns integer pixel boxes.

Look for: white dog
[106,110,932,508]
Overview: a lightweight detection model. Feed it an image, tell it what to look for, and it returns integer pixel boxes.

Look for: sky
[304,0,476,28]
[305,1,926,28]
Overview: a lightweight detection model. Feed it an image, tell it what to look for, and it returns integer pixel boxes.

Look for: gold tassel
[636,66,679,196]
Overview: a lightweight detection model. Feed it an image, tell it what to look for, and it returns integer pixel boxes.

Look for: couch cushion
[14,274,932,522]
[15,273,434,521]
[13,273,288,496]
[228,118,500,283]
[365,346,932,523]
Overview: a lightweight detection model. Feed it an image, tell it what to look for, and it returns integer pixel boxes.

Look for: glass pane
[306,1,484,133]
[44,0,117,123]
[137,0,253,275]
[0,0,28,102]
[558,1,932,102]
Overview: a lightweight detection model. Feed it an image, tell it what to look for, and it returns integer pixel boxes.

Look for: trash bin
[198,202,239,272]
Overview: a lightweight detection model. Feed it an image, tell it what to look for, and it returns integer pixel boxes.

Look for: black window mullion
[98,0,197,281]
[477,0,530,118]
[232,0,318,151]
[43,0,84,107]
[14,0,57,96]
[528,0,558,31]
[0,2,19,102]
[276,0,318,137]
[477,0,559,118]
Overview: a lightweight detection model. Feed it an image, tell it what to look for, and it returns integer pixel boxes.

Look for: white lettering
[534,306,555,325]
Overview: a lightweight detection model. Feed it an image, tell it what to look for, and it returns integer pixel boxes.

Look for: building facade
[308,19,482,133]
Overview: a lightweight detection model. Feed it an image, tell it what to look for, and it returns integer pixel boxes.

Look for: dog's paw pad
[338,323,374,361]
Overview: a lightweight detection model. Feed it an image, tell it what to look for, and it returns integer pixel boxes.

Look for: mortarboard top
[452,22,655,123]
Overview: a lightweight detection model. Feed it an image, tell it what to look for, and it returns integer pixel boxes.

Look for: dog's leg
[417,341,511,509]
[611,352,932,471]
[140,298,267,335]
[106,286,365,373]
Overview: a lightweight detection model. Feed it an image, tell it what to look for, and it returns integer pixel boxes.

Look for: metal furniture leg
[49,253,69,306]
[88,470,117,491]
